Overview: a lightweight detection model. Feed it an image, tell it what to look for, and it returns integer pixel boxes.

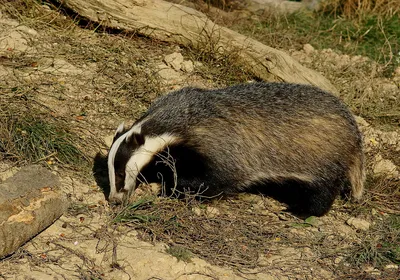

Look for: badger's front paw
[108,191,127,205]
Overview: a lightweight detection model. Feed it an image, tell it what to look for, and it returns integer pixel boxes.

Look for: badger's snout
[108,191,126,205]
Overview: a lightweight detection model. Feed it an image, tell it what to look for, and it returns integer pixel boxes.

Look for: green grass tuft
[349,215,400,267]
[0,111,87,166]
[285,12,398,71]
[14,119,82,163]
[236,9,400,76]
[165,245,193,263]
[113,196,158,223]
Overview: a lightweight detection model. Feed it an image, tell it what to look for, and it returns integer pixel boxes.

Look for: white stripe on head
[108,121,144,200]
[124,133,180,193]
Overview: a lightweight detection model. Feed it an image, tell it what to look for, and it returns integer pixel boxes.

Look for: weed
[112,196,278,268]
[237,10,400,74]
[0,97,87,167]
[348,215,400,267]
[4,118,82,164]
[319,0,400,19]
[113,197,158,223]
[165,245,193,263]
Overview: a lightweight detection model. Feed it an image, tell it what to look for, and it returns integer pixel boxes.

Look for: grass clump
[0,75,88,167]
[3,118,83,164]
[112,196,277,268]
[349,215,400,267]
[320,0,400,19]
[113,196,158,223]
[0,114,87,167]
[165,245,193,263]
[239,9,400,74]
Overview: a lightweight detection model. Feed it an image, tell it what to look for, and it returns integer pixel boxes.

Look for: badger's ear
[113,122,125,142]
[125,130,145,146]
[115,122,125,135]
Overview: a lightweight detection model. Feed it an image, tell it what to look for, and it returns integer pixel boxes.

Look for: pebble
[346,217,370,231]
[303,44,314,55]
[384,264,399,270]
[163,52,184,71]
[181,60,194,73]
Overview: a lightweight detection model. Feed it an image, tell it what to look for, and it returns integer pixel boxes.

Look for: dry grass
[0,95,88,166]
[112,195,280,268]
[110,192,400,278]
[363,176,400,215]
[320,0,400,19]
[168,0,249,11]
[0,0,164,168]
[109,190,400,278]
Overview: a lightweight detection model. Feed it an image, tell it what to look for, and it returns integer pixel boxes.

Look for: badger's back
[113,82,364,216]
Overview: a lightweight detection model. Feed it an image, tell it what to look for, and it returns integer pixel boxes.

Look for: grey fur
[109,82,365,216]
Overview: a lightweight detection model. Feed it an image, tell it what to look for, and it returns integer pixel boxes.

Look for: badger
[107,82,365,216]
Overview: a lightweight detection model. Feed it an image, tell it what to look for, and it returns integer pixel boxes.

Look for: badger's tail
[348,151,365,200]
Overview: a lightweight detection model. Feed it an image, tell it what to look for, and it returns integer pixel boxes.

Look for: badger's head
[108,122,181,204]
[107,122,145,204]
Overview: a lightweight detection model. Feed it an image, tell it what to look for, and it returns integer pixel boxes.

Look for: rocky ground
[0,2,399,280]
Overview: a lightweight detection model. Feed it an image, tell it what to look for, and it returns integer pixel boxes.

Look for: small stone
[320,269,333,278]
[192,207,202,216]
[355,116,370,127]
[194,61,203,68]
[16,25,38,36]
[364,266,382,275]
[384,264,399,270]
[104,135,114,148]
[181,60,194,73]
[163,52,184,71]
[303,44,314,54]
[157,68,182,83]
[372,154,399,178]
[334,256,343,264]
[346,217,370,231]
[371,269,381,276]
[364,266,375,273]
[394,66,400,77]
[302,247,314,257]
[205,206,220,218]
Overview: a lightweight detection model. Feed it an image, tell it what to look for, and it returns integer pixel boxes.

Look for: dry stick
[378,17,393,69]
[33,151,58,163]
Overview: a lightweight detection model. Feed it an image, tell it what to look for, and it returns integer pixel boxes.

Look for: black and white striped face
[107,122,180,203]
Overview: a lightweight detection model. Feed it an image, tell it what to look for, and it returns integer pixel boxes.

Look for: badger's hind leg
[254,178,342,217]
[347,152,365,200]
[290,179,342,217]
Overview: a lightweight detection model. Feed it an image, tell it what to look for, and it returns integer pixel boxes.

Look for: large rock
[0,165,68,258]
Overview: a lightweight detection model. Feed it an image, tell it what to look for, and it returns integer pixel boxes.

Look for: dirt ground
[0,2,399,280]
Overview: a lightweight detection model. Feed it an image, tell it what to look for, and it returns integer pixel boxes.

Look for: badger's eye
[116,172,125,178]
